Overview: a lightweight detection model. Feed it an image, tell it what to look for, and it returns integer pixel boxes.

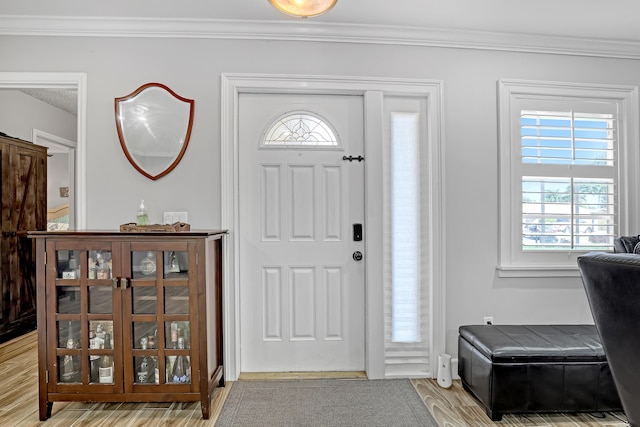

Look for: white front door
[239,93,365,372]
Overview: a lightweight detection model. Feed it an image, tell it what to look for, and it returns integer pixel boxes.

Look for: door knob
[353,251,363,261]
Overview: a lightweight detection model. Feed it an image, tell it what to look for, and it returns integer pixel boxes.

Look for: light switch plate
[163,211,188,224]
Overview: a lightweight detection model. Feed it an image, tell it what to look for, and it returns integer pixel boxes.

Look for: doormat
[215,378,438,427]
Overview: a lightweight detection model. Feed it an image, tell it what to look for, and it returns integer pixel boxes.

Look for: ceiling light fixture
[268,0,337,18]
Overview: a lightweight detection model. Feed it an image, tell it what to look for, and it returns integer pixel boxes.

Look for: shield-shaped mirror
[115,83,194,180]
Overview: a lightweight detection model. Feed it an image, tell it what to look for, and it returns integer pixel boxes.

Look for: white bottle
[136,199,148,225]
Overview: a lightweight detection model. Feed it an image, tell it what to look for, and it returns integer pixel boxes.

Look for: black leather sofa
[613,234,640,253]
[578,251,640,427]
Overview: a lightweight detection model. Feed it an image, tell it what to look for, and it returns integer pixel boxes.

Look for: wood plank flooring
[0,331,628,426]
[412,379,627,427]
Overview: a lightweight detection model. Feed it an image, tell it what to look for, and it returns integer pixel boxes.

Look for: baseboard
[452,358,460,380]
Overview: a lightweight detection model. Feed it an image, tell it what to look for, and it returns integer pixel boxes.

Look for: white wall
[47,153,70,208]
[2,35,639,360]
[0,89,76,142]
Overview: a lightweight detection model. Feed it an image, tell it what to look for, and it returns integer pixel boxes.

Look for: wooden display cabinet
[28,230,226,420]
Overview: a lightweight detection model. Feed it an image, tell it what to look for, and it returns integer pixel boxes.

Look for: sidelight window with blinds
[383,96,431,376]
[498,79,638,277]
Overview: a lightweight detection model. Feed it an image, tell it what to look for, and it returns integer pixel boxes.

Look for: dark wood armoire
[0,133,47,343]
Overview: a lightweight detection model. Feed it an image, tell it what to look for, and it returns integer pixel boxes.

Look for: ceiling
[3,0,640,43]
[20,88,78,116]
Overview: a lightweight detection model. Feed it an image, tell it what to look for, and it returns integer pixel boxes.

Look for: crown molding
[2,15,640,59]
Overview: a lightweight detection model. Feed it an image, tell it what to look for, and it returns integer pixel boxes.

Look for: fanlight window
[263,112,339,147]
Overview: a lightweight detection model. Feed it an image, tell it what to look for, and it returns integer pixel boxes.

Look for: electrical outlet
[483,316,494,325]
[163,211,188,224]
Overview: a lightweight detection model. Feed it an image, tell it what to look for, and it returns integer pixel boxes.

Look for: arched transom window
[262,112,339,147]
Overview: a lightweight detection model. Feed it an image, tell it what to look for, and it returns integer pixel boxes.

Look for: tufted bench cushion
[458,325,622,421]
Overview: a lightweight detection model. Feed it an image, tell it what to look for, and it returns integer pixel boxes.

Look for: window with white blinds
[498,79,638,277]
[521,110,616,252]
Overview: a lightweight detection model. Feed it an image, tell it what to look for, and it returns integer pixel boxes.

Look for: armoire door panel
[0,135,47,343]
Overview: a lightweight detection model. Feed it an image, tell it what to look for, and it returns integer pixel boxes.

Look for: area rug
[215,378,438,427]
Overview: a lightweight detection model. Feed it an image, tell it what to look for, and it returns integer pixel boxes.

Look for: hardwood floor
[0,331,628,426]
[411,379,628,427]
[0,331,230,427]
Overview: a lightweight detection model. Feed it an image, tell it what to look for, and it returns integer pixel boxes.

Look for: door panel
[239,93,365,372]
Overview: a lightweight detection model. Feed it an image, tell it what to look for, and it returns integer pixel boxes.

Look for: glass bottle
[63,252,78,279]
[62,341,80,382]
[89,251,100,279]
[170,337,190,383]
[136,199,148,225]
[147,357,157,384]
[166,356,174,384]
[141,251,156,276]
[99,332,114,383]
[61,321,80,382]
[89,330,100,383]
[97,263,110,279]
[95,322,105,341]
[137,356,149,383]
[88,255,96,279]
[170,321,178,348]
[166,326,177,383]
[169,251,180,273]
[66,320,78,348]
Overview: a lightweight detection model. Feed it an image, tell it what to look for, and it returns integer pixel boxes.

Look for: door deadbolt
[353,223,363,241]
[353,251,363,261]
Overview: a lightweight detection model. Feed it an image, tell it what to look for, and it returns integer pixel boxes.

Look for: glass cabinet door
[125,244,193,389]
[51,245,119,391]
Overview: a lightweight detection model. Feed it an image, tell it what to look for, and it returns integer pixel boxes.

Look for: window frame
[497,79,639,277]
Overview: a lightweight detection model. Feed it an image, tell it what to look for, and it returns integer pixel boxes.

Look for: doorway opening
[0,72,87,229]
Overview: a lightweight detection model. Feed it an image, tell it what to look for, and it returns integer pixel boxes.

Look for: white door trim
[0,72,87,229]
[221,73,445,381]
[32,129,77,229]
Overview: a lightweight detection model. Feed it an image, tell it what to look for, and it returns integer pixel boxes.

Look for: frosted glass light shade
[269,0,337,17]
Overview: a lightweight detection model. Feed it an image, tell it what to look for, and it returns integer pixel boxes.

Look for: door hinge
[44,252,46,265]
[45,370,49,383]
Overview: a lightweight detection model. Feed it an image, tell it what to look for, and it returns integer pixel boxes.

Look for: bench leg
[486,408,502,421]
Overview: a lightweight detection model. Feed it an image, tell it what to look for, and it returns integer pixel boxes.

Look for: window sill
[496,264,581,278]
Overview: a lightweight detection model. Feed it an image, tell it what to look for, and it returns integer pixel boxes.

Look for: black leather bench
[458,325,622,421]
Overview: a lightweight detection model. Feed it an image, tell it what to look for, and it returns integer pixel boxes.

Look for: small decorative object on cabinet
[28,230,227,420]
[0,132,47,343]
